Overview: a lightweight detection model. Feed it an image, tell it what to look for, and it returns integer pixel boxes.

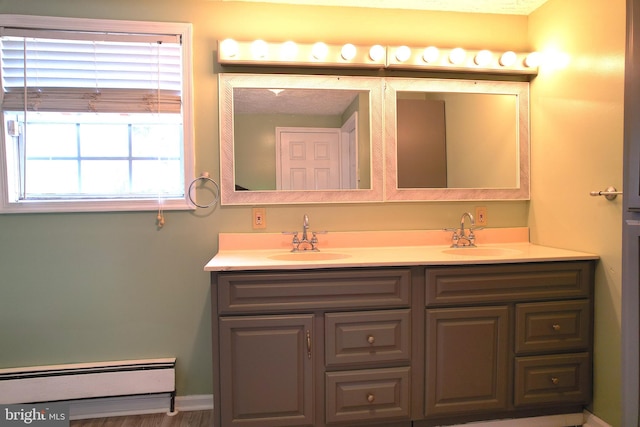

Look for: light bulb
[449,47,466,65]
[547,50,570,69]
[250,39,268,59]
[395,45,411,63]
[281,41,298,60]
[341,43,357,61]
[369,45,385,62]
[220,38,239,58]
[474,50,492,67]
[422,46,439,63]
[525,52,541,68]
[312,42,329,60]
[500,51,517,67]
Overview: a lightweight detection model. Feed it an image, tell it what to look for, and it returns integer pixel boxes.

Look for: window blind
[0,28,182,114]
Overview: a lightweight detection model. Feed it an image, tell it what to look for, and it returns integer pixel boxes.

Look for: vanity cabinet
[422,261,593,425]
[211,260,594,427]
[212,268,413,427]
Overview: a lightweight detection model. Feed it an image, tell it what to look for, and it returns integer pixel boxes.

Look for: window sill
[0,198,194,214]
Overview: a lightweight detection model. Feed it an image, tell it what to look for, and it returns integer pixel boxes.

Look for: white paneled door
[276,128,341,190]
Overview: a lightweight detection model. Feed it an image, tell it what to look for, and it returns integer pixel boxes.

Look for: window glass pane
[26,160,78,194]
[132,160,182,195]
[15,112,185,199]
[79,124,129,157]
[80,160,129,194]
[26,123,77,157]
[132,122,182,158]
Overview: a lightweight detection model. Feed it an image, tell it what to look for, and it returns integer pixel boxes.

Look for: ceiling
[234,88,360,115]
[223,0,550,15]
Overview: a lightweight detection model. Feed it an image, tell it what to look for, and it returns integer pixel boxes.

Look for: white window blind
[1,28,182,114]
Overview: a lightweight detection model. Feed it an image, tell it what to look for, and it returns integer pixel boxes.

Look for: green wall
[0,2,624,426]
[529,0,625,425]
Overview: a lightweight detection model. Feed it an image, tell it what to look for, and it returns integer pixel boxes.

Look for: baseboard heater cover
[0,358,176,411]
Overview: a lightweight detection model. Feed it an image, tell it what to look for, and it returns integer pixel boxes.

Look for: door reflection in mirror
[232,87,371,191]
[396,91,518,189]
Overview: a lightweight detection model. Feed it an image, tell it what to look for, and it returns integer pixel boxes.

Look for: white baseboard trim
[175,394,214,412]
[439,413,584,427]
[583,410,612,427]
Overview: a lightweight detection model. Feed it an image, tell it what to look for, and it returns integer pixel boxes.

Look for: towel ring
[188,172,220,209]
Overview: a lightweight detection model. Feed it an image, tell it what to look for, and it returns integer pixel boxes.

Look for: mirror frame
[219,73,384,205]
[384,77,530,201]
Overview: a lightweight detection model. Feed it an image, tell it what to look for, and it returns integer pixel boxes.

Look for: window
[0,15,194,213]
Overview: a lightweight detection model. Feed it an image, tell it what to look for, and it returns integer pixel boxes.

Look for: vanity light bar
[387,45,539,74]
[218,39,386,68]
[218,39,539,75]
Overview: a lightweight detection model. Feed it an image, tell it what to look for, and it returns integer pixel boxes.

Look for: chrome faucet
[302,214,310,243]
[284,214,326,252]
[447,212,478,247]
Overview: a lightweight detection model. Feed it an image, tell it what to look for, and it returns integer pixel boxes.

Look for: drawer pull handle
[366,393,375,403]
[552,324,561,331]
[367,335,376,345]
[551,376,560,385]
[306,330,312,359]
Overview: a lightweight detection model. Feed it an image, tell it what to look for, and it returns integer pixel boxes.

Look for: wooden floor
[70,410,213,427]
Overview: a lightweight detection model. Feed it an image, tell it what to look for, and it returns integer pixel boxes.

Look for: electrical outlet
[252,207,266,229]
[475,206,488,226]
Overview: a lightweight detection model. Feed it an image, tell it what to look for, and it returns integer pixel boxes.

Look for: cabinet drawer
[515,300,590,354]
[325,367,411,424]
[426,262,593,306]
[325,309,410,367]
[514,353,591,407]
[217,269,411,313]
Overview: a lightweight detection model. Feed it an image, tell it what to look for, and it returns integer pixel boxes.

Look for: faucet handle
[309,231,328,251]
[282,231,301,251]
[468,226,484,236]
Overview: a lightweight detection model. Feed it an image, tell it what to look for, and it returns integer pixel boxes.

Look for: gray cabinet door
[425,306,509,416]
[219,314,314,427]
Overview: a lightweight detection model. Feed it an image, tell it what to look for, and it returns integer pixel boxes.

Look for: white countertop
[204,229,599,272]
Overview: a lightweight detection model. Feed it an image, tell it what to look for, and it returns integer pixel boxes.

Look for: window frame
[0,14,195,213]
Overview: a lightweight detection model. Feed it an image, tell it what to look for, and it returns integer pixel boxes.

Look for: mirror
[219,74,530,205]
[385,78,529,201]
[219,73,384,205]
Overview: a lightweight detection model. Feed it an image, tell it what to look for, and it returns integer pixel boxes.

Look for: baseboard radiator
[0,358,176,412]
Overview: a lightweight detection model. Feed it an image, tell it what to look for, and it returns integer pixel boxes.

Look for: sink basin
[268,252,352,261]
[441,247,522,257]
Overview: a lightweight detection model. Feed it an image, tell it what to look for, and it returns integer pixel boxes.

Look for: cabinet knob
[551,376,560,385]
[552,323,561,331]
[367,335,376,344]
[366,393,375,403]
